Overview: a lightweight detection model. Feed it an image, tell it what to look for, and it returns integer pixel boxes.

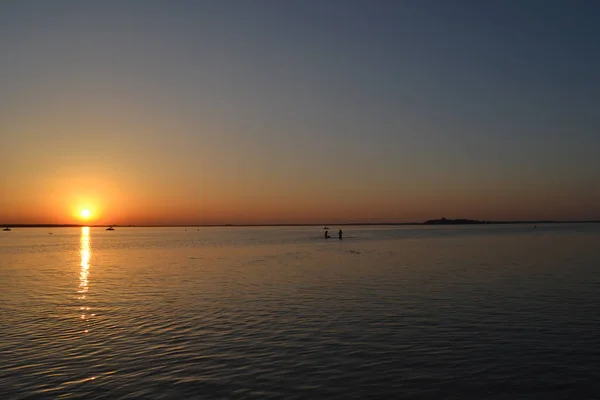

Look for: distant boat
[106,226,115,231]
[2,227,11,231]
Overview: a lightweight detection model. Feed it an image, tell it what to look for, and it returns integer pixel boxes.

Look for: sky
[1,0,600,225]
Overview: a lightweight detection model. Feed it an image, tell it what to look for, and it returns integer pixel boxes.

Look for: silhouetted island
[424,218,490,225]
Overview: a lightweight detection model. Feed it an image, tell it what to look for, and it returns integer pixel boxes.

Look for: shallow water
[1,224,600,399]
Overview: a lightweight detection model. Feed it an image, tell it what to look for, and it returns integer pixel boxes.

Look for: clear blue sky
[1,0,599,224]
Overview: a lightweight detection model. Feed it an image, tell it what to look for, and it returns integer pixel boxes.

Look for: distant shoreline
[2,221,599,228]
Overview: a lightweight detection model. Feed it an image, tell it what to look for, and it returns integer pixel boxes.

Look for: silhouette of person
[324,230,330,239]
[338,229,343,240]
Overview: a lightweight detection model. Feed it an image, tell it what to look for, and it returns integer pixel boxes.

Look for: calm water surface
[1,224,600,399]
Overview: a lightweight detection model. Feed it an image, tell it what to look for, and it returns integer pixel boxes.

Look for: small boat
[106,226,115,231]
[2,227,11,231]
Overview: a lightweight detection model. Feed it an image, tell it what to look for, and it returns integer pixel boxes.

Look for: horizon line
[2,220,600,228]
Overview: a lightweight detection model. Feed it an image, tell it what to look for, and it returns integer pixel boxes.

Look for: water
[1,224,599,399]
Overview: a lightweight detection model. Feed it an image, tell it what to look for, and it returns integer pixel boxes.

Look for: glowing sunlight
[80,209,92,220]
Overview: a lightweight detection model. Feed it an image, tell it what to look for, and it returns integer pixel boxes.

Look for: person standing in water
[338,229,343,240]
[324,229,330,239]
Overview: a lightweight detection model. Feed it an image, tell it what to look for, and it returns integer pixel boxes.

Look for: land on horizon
[2,220,600,229]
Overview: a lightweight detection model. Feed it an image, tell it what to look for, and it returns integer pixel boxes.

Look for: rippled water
[1,224,600,399]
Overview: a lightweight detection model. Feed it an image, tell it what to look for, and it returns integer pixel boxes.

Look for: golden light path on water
[78,227,92,331]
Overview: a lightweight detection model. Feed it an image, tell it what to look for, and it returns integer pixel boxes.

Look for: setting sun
[80,209,91,219]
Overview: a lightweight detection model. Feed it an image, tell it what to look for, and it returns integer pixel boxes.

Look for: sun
[80,209,92,219]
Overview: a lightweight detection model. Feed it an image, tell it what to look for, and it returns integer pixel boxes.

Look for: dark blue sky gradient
[1,0,599,223]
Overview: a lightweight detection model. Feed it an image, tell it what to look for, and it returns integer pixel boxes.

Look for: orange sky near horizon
[2,109,598,224]
[2,164,599,225]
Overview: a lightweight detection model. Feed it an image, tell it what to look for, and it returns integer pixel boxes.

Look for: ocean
[1,224,599,399]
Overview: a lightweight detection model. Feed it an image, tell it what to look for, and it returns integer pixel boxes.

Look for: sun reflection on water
[78,227,91,325]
